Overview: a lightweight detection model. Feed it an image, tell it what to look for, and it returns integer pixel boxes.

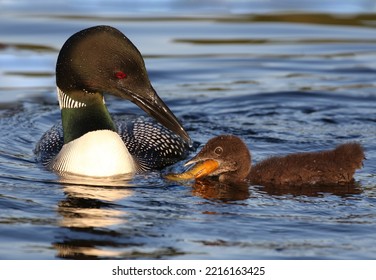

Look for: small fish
[165,159,219,181]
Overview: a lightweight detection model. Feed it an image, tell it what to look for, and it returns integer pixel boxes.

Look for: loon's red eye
[115,71,127,79]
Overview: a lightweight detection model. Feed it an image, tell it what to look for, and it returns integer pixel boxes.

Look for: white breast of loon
[49,130,136,177]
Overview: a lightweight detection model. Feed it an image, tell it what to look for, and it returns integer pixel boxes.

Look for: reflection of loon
[35,25,191,177]
[58,184,132,228]
[55,182,134,258]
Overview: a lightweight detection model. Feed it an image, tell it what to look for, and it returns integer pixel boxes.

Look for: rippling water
[0,0,376,259]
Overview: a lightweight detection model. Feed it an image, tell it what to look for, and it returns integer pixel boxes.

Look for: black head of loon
[56,25,190,145]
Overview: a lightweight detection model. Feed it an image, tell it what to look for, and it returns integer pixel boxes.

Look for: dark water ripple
[1,1,376,259]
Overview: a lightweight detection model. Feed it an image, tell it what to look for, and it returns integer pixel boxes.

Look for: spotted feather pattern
[34,116,191,171]
[34,123,64,167]
[116,116,190,171]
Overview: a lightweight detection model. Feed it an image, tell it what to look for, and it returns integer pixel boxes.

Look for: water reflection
[259,183,362,197]
[191,178,250,201]
[190,178,362,201]
[54,175,134,259]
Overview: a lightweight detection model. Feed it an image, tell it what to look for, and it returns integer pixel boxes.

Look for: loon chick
[35,25,191,177]
[180,135,364,186]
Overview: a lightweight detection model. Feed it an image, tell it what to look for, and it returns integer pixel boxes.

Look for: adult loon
[35,25,192,177]
[166,135,365,186]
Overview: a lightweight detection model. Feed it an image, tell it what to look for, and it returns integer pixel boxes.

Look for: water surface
[0,0,376,259]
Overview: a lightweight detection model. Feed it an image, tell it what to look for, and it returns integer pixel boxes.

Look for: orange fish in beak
[165,159,219,181]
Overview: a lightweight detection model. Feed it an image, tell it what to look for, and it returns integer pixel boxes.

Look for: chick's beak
[182,146,222,179]
[165,158,219,181]
[185,158,220,178]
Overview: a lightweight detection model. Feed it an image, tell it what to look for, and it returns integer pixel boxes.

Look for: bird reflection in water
[260,182,363,197]
[187,177,362,202]
[53,174,134,259]
[190,178,250,202]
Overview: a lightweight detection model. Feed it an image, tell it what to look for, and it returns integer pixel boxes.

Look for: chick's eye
[214,146,223,155]
[115,71,127,79]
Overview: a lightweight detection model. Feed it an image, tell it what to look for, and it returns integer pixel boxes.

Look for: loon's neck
[58,88,117,144]
[53,87,136,177]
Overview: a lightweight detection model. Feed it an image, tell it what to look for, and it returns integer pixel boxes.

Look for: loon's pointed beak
[118,86,191,145]
[184,149,212,167]
[184,154,202,167]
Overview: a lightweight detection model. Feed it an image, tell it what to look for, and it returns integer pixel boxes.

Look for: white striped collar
[57,87,87,109]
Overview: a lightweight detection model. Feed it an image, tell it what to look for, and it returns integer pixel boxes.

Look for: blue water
[0,0,375,259]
